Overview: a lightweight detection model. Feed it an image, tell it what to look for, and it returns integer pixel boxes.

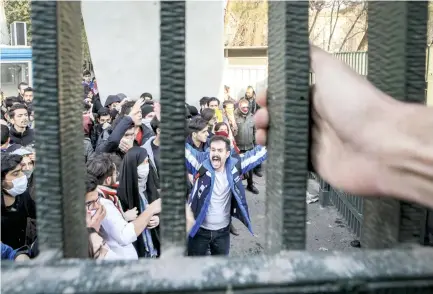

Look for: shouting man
[185,135,267,256]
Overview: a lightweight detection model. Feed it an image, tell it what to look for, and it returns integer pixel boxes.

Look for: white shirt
[100,198,138,260]
[201,169,231,230]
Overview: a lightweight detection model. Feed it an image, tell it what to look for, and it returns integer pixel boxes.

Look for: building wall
[82,1,225,107]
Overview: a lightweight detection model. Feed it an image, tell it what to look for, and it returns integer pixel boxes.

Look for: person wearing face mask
[1,154,36,250]
[140,104,156,132]
[95,99,154,171]
[117,147,161,257]
[11,147,36,199]
[234,99,259,194]
[91,107,112,150]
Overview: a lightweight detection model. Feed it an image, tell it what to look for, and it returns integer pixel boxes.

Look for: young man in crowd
[141,104,156,130]
[16,82,28,102]
[199,96,209,114]
[185,117,209,152]
[234,98,260,194]
[22,87,33,106]
[1,125,13,153]
[1,154,36,250]
[91,107,112,149]
[185,117,210,197]
[201,108,217,138]
[185,135,267,256]
[82,70,94,89]
[8,104,34,147]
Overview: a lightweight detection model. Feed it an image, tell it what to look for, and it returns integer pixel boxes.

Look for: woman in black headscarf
[117,147,160,257]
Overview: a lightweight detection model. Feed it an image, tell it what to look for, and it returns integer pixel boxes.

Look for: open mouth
[211,156,221,163]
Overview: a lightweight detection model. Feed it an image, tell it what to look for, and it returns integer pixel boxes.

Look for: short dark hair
[1,125,10,145]
[85,174,98,194]
[214,122,229,132]
[9,103,28,119]
[208,97,220,106]
[188,117,208,135]
[199,97,209,107]
[150,117,160,134]
[97,107,111,118]
[209,135,230,151]
[18,82,28,89]
[223,100,235,108]
[83,70,91,76]
[23,87,33,94]
[120,101,135,116]
[5,96,21,108]
[201,108,215,122]
[86,154,116,185]
[1,154,22,179]
[140,92,153,100]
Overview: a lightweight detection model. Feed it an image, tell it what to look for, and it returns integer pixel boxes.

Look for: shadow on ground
[230,175,360,257]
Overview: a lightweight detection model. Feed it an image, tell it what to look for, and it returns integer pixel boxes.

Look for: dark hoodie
[9,126,35,147]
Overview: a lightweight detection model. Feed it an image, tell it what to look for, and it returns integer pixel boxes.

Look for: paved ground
[230,174,359,257]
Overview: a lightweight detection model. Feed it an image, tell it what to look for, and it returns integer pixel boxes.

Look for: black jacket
[9,126,35,147]
[95,116,154,169]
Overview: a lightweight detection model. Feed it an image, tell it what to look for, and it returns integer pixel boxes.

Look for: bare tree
[338,1,367,51]
[327,0,342,51]
[309,0,326,37]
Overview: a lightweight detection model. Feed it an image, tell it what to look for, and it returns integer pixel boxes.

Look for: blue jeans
[187,225,230,256]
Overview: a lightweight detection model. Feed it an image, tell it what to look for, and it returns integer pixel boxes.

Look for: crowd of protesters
[1,70,267,260]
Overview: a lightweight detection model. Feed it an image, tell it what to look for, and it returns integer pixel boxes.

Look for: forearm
[376,101,433,208]
[132,208,155,236]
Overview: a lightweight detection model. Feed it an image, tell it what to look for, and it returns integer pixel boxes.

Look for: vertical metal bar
[362,1,428,249]
[266,1,309,252]
[160,0,186,256]
[31,1,86,257]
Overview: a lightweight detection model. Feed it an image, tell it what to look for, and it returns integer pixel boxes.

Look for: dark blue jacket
[185,144,267,237]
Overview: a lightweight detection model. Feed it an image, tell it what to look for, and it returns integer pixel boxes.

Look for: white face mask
[5,175,28,197]
[137,164,149,180]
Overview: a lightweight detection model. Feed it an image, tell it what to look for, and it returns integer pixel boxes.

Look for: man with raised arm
[185,135,267,256]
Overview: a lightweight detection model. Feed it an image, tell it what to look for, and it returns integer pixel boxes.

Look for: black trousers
[240,149,254,186]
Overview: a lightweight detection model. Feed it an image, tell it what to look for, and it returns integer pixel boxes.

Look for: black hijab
[117,147,148,211]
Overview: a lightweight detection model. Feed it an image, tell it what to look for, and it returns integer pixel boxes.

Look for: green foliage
[4,0,31,44]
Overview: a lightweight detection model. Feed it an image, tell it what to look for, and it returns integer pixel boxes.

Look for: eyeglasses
[85,194,102,210]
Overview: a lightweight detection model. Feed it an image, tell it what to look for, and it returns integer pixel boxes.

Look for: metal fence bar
[266,1,309,252]
[2,248,433,293]
[159,0,187,256]
[31,0,86,258]
[362,1,428,249]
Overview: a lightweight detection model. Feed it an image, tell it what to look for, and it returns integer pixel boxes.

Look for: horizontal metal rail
[2,248,433,293]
